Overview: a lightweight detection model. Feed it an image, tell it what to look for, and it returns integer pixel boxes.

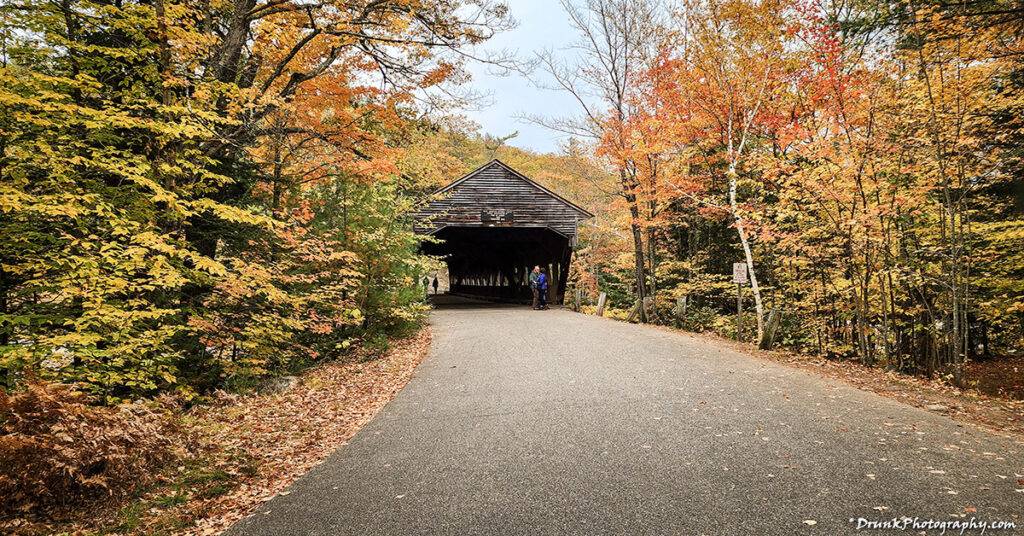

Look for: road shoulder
[614,314,1024,442]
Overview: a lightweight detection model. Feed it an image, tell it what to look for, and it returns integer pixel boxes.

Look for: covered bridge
[413,160,593,304]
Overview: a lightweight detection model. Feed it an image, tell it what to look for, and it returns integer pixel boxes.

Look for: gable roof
[433,159,594,218]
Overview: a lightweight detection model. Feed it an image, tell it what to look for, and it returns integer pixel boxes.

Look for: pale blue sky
[462,0,582,155]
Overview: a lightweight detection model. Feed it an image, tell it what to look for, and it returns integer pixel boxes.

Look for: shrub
[680,305,720,333]
[713,311,758,341]
[0,382,177,517]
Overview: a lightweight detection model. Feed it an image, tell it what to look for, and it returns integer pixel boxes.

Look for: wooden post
[674,296,686,324]
[556,247,572,304]
[759,306,784,350]
[736,283,743,341]
[596,292,607,317]
[622,297,638,323]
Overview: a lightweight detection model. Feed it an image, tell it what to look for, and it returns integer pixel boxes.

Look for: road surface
[229,300,1023,535]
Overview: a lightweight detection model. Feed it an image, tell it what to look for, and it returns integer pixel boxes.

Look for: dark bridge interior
[421,226,572,303]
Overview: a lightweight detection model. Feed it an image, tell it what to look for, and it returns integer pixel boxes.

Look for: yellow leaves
[193,256,229,277]
[976,221,1024,243]
[190,199,277,229]
[0,0,493,404]
[0,185,32,214]
[326,251,359,262]
[0,185,96,220]
[129,231,228,277]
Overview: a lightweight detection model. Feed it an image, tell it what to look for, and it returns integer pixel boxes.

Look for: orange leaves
[289,201,315,225]
[420,62,457,88]
[650,0,801,159]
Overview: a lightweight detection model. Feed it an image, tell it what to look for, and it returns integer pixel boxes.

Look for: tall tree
[647,0,797,341]
[531,0,663,322]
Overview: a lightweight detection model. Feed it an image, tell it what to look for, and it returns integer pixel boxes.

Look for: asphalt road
[229,301,1023,535]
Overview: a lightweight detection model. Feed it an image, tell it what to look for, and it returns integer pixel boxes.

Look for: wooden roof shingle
[412,159,593,240]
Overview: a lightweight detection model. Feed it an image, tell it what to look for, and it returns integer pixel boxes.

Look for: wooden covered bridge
[413,160,593,304]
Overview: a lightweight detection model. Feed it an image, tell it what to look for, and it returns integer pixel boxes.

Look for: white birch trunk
[728,163,765,342]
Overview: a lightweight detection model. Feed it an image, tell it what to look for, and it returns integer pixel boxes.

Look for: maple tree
[639,0,797,339]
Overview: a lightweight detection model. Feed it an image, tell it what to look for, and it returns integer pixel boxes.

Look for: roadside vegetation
[549,0,1024,398]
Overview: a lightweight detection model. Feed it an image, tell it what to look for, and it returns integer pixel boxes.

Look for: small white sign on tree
[733,262,748,285]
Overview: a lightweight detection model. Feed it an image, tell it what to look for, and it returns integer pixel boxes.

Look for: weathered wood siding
[412,160,591,240]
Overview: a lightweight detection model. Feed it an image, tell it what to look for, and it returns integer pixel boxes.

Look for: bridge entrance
[413,160,592,304]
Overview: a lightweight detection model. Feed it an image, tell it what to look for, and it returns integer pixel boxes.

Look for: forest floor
[968,355,1024,401]
[6,328,431,536]
[651,325,1024,442]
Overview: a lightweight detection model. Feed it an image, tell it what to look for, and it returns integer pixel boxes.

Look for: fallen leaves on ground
[17,328,434,536]
[181,327,431,535]
[647,324,1024,441]
[965,356,1024,400]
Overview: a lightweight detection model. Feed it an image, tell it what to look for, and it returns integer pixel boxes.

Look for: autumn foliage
[0,0,511,402]
[569,0,1024,380]
[0,382,176,515]
[0,0,515,526]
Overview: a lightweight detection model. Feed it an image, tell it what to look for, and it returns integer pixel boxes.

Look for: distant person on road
[530,266,541,309]
[537,267,549,310]
[432,276,439,295]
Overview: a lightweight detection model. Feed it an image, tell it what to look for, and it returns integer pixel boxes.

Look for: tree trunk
[215,0,258,83]
[646,226,658,319]
[622,168,648,323]
[728,167,764,341]
[272,141,283,211]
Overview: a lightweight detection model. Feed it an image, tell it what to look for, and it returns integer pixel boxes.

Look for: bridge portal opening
[413,160,592,304]
[421,226,572,302]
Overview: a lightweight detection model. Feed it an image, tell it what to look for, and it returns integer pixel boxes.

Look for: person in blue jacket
[529,265,541,309]
[537,267,549,310]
